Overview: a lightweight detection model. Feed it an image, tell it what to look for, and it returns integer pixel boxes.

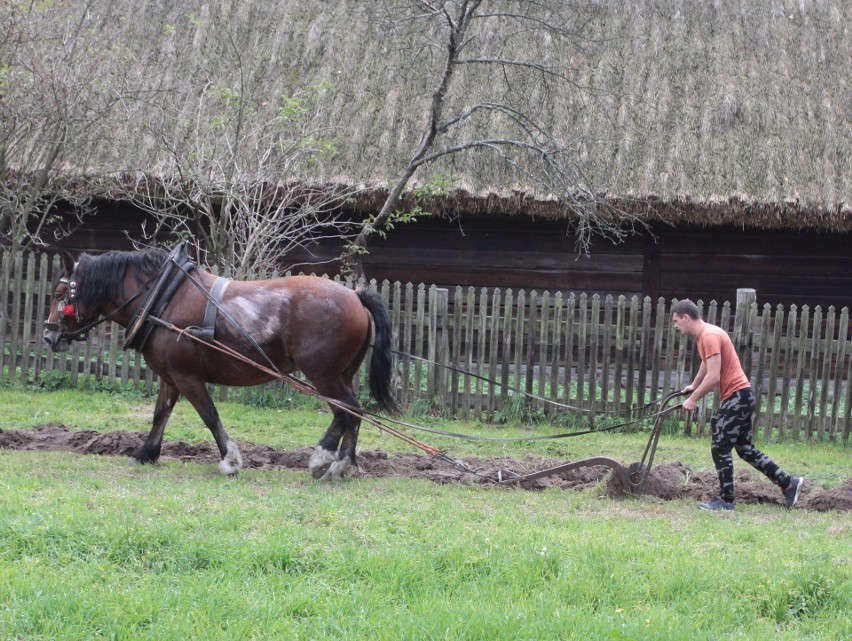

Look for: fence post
[734,288,756,365]
[734,288,758,430]
[0,250,7,377]
[428,287,449,409]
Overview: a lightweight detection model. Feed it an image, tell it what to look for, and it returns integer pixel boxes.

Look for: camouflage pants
[711,387,791,502]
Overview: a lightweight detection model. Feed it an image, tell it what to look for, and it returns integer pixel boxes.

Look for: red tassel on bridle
[62,304,76,318]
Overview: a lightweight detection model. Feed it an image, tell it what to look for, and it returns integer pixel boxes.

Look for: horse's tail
[357,290,400,416]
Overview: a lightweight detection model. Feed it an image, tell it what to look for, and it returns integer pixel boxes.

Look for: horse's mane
[77,248,168,310]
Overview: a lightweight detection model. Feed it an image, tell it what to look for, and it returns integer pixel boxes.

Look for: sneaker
[783,477,803,509]
[698,497,735,511]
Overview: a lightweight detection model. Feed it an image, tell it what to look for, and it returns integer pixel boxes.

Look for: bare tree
[1,3,353,277]
[101,24,357,278]
[342,0,641,278]
[106,84,356,277]
[0,1,138,254]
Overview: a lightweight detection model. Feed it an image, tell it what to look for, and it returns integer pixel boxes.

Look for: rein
[50,244,687,487]
[395,350,676,417]
[147,315,445,458]
[138,270,683,446]
[145,311,687,484]
[356,399,683,443]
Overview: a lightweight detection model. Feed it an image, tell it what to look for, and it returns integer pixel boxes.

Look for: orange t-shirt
[697,324,751,400]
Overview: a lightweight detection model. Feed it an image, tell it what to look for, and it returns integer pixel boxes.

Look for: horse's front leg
[132,381,180,465]
[179,378,243,475]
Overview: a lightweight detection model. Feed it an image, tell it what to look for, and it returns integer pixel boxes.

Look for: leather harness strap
[183,276,230,343]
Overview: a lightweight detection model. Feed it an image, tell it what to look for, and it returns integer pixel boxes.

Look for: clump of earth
[2,424,850,512]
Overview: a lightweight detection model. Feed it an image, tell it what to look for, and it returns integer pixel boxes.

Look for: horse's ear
[60,250,76,275]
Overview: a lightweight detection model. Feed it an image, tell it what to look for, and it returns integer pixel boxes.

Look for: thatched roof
[4,0,851,230]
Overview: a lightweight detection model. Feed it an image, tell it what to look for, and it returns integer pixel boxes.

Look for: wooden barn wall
[648,225,852,311]
[44,202,852,311]
[358,216,646,297]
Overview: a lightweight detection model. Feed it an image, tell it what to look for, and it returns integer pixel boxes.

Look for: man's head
[672,299,702,336]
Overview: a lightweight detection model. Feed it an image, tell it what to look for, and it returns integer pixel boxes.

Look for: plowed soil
[2,424,850,511]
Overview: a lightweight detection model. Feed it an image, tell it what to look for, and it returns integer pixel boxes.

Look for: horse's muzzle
[43,323,72,352]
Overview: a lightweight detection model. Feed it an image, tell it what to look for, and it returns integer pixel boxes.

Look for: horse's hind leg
[132,381,180,465]
[306,317,370,481]
[333,406,361,478]
[309,389,361,481]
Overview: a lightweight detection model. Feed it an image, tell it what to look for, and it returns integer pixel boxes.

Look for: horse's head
[44,247,171,352]
[43,251,92,352]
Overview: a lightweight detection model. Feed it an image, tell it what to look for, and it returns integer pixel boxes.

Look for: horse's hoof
[218,442,243,475]
[218,462,239,476]
[129,454,158,466]
[131,444,161,465]
[309,447,337,479]
[320,459,357,482]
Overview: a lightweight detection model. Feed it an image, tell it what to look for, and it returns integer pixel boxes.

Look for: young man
[671,299,803,511]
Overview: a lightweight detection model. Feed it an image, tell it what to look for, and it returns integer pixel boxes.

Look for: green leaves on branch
[344,207,428,255]
[412,173,454,199]
[343,174,454,263]
[362,207,429,242]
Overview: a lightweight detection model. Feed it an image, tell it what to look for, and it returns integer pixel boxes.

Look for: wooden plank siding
[3,248,850,443]
[359,216,646,297]
[653,226,852,310]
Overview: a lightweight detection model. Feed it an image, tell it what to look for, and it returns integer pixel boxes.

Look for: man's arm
[683,354,721,411]
[684,360,707,393]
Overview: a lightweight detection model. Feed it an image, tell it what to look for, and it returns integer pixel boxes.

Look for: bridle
[44,259,160,345]
[43,261,90,343]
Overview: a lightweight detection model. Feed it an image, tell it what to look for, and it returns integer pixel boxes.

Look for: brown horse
[43,246,398,480]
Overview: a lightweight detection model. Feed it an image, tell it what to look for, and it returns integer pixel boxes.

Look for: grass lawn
[1,386,850,640]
